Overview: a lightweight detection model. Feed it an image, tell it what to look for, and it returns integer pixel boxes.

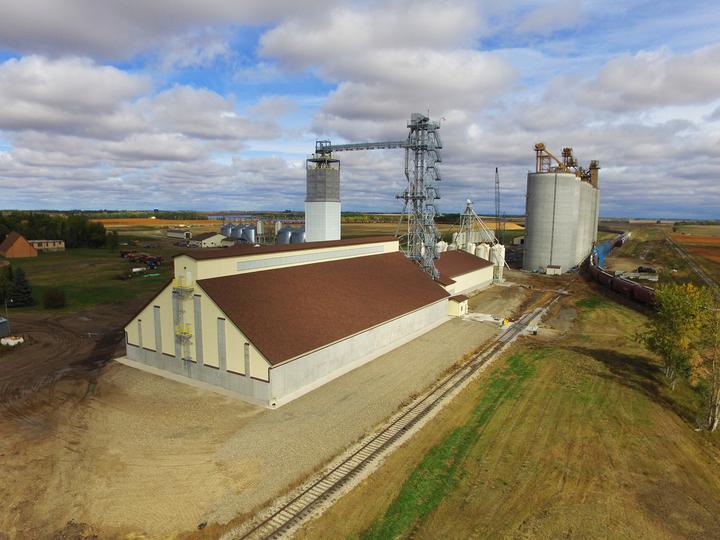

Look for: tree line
[640,283,720,432]
[0,212,107,248]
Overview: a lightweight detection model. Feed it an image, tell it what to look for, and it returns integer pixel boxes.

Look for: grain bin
[276,228,292,244]
[491,243,505,281]
[476,243,490,260]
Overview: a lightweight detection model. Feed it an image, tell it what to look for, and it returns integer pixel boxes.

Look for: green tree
[639,283,708,389]
[0,265,11,304]
[106,230,119,251]
[9,267,34,307]
[695,307,720,431]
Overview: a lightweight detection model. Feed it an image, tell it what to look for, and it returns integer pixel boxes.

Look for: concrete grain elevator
[305,147,341,242]
[523,144,600,272]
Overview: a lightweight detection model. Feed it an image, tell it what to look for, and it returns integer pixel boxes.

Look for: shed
[189,232,229,248]
[0,317,10,338]
[448,295,469,317]
[0,232,38,258]
[167,228,192,240]
[28,239,65,252]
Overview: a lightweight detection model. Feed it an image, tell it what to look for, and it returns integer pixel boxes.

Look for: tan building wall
[443,266,494,295]
[125,281,271,380]
[448,298,468,317]
[190,234,226,248]
[173,238,399,281]
[29,240,65,251]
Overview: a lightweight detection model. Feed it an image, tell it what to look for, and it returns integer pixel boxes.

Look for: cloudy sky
[0,0,719,217]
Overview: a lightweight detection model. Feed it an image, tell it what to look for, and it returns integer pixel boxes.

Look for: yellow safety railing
[175,323,192,338]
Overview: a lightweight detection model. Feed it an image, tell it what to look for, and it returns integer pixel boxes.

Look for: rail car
[586,235,656,307]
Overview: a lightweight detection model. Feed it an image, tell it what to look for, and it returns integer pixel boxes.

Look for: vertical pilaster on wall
[193,295,203,366]
[137,320,143,349]
[244,342,250,377]
[217,318,227,372]
[153,306,161,354]
[172,294,181,360]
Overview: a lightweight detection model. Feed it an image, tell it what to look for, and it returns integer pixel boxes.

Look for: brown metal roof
[198,251,448,365]
[449,294,469,302]
[435,250,493,279]
[179,236,397,261]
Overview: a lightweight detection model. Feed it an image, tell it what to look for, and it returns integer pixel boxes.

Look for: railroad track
[228,295,560,540]
[666,236,719,293]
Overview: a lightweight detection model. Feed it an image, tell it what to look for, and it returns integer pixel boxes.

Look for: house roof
[180,236,397,261]
[198,251,448,365]
[192,232,225,241]
[435,250,493,279]
[0,231,34,255]
[0,231,22,253]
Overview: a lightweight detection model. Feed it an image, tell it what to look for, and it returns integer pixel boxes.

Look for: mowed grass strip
[358,352,538,540]
[6,248,173,312]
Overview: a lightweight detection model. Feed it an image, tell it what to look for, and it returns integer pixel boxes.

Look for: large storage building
[122,237,493,407]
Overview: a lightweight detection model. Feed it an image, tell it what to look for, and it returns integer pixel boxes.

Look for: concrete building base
[123,300,449,408]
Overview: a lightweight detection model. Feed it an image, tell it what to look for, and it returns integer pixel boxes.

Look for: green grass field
[298,289,720,539]
[4,247,174,312]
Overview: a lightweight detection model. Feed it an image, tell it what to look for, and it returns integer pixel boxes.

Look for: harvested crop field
[686,246,720,264]
[670,234,720,246]
[91,218,224,228]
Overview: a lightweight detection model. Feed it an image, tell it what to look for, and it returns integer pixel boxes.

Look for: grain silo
[523,144,600,273]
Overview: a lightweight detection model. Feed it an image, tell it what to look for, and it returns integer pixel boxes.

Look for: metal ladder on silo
[172,277,194,361]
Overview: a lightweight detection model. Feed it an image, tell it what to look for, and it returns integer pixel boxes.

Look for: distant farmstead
[167,228,192,240]
[0,232,38,258]
[28,239,65,252]
[189,232,233,248]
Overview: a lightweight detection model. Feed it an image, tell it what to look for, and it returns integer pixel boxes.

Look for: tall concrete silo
[523,144,600,272]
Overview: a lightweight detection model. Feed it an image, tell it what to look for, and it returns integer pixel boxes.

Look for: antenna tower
[494,167,504,245]
[396,113,443,279]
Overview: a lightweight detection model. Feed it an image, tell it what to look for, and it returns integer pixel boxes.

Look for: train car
[585,232,657,308]
[631,284,656,305]
[610,277,635,295]
[597,270,613,286]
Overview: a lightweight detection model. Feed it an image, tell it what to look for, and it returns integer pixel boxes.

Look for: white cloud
[260,3,515,141]
[578,44,720,111]
[0,0,336,59]
[0,56,149,136]
[515,0,585,36]
[157,28,231,71]
[139,86,280,141]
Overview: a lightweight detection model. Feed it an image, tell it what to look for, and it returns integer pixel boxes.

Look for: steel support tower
[457,199,497,246]
[396,113,443,279]
[309,112,443,279]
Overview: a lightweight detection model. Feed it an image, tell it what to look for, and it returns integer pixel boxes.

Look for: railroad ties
[232,300,556,540]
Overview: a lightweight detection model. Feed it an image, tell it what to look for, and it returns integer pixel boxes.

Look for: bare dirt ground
[605,254,647,273]
[0,284,533,538]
